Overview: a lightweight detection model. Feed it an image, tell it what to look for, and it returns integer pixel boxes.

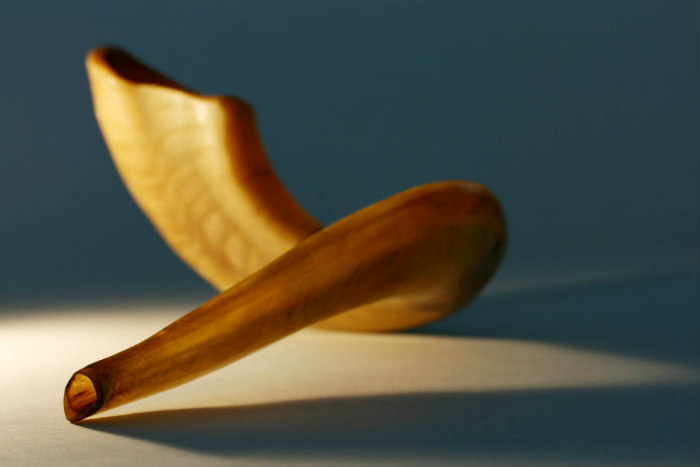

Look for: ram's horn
[65,181,506,422]
[86,47,321,291]
[86,47,506,332]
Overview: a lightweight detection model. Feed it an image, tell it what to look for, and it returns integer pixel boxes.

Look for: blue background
[1,2,698,464]
[1,0,698,304]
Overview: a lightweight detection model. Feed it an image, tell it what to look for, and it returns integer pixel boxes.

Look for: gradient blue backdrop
[1,0,698,305]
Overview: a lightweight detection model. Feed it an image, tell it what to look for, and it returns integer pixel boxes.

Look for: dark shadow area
[415,272,700,367]
[82,383,699,465]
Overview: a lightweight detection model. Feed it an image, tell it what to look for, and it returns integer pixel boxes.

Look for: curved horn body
[65,181,505,422]
[65,47,507,423]
[85,48,506,332]
[86,47,321,291]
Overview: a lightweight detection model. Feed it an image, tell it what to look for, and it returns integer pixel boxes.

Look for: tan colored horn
[90,47,505,331]
[65,181,506,422]
[86,47,320,292]
[65,46,506,422]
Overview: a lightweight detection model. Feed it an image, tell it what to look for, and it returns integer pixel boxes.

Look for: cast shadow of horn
[414,272,700,367]
[82,384,699,465]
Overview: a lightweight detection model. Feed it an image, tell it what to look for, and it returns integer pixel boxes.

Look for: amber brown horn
[85,46,320,291]
[64,181,506,422]
[86,47,504,331]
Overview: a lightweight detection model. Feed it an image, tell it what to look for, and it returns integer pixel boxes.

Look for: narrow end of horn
[63,371,101,423]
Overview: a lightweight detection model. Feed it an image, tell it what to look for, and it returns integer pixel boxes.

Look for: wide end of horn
[86,46,185,90]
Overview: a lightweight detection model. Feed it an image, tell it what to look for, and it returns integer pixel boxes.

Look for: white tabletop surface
[1,272,698,466]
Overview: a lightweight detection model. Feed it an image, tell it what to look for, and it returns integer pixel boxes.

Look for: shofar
[63,48,507,422]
